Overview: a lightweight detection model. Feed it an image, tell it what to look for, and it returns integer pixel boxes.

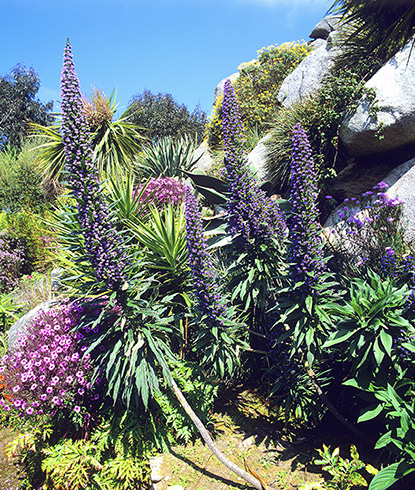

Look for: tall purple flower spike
[184,186,226,325]
[61,40,127,290]
[288,123,326,295]
[221,79,286,248]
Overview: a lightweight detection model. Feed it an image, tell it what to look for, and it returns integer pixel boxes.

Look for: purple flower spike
[221,79,286,248]
[61,40,128,290]
[184,186,226,326]
[288,123,326,295]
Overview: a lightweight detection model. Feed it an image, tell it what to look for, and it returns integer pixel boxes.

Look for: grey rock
[32,268,62,294]
[149,455,164,483]
[214,73,239,103]
[340,40,415,156]
[8,300,57,352]
[310,15,342,40]
[324,156,415,246]
[247,134,272,182]
[383,156,415,243]
[277,39,339,108]
[192,141,214,173]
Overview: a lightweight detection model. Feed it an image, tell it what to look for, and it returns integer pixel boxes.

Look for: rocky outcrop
[8,300,57,352]
[214,73,239,104]
[384,157,415,243]
[192,141,214,173]
[310,15,342,40]
[340,40,415,156]
[247,134,272,182]
[277,38,339,108]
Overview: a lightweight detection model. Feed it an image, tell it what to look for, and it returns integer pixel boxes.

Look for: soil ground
[1,385,414,490]
[152,386,332,490]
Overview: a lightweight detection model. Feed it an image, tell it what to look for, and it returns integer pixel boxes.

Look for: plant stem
[170,378,265,490]
[307,368,366,439]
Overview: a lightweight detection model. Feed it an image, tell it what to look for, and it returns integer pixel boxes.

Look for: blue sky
[1,0,332,116]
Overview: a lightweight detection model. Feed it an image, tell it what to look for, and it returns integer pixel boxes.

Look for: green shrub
[265,66,378,192]
[0,142,47,213]
[205,41,311,149]
[3,210,57,272]
[135,135,201,179]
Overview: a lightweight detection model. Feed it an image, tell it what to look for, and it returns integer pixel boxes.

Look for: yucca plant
[129,203,189,292]
[104,171,151,224]
[134,135,202,179]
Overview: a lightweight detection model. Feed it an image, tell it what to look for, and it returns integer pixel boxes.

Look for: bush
[0,302,97,418]
[205,41,311,149]
[135,135,201,179]
[128,90,207,143]
[0,142,47,213]
[326,182,408,279]
[2,210,58,272]
[0,232,25,292]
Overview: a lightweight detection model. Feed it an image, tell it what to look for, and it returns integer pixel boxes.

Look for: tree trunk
[170,378,264,490]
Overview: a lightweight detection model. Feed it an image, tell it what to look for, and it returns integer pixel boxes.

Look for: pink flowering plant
[0,302,98,419]
[135,176,186,211]
[327,181,407,279]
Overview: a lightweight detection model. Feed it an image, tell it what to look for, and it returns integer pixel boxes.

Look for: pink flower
[73,405,81,413]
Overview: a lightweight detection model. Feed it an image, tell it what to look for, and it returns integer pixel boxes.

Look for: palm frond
[329,0,415,73]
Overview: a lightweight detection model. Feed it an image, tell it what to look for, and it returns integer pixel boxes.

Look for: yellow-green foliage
[205,41,312,149]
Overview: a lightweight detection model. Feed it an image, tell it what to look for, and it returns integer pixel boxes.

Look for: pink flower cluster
[136,177,186,211]
[0,302,96,417]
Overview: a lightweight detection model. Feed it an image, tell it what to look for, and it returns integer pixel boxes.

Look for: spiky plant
[330,0,415,75]
[31,89,145,181]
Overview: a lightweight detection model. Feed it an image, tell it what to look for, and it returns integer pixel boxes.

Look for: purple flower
[60,40,128,290]
[185,186,226,326]
[288,123,326,295]
[135,177,186,211]
[0,302,98,418]
[221,79,286,248]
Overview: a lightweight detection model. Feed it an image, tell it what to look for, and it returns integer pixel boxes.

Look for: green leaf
[358,404,383,423]
[379,330,392,355]
[373,337,385,365]
[305,296,313,315]
[375,431,393,449]
[323,328,355,348]
[369,462,414,490]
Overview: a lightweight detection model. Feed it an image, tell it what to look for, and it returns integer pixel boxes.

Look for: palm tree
[30,89,146,181]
